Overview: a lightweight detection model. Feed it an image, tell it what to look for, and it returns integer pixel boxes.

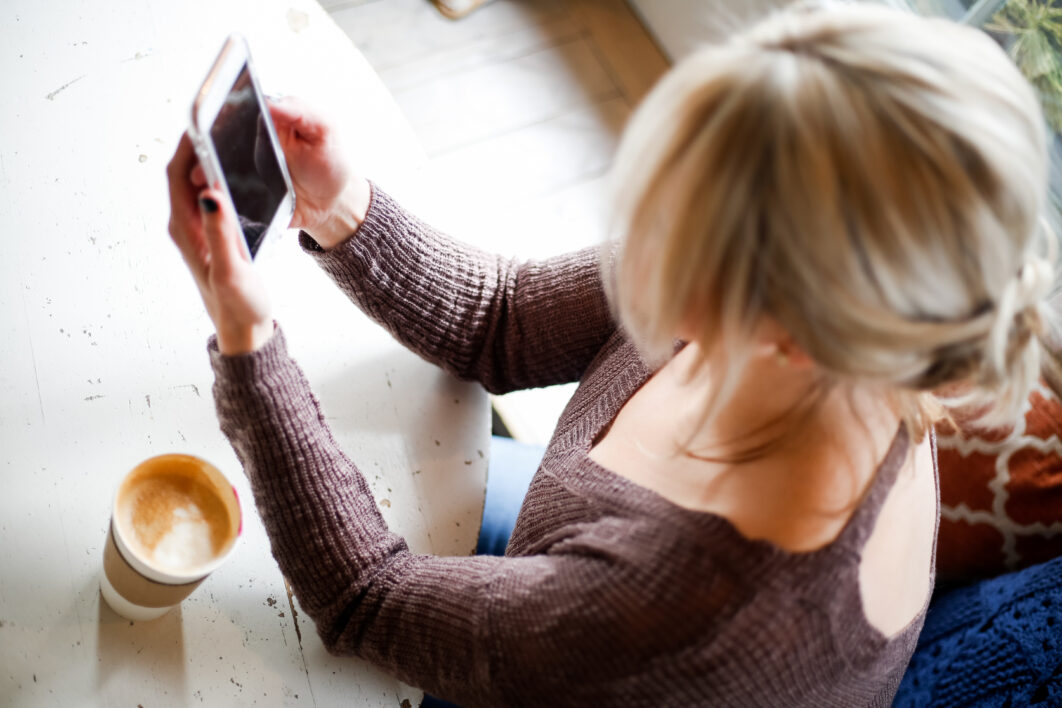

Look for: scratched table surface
[0,1,491,706]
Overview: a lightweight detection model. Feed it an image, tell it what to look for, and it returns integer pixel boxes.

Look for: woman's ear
[777,338,815,369]
[755,319,814,369]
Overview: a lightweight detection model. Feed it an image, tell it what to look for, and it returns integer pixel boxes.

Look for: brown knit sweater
[209,186,936,707]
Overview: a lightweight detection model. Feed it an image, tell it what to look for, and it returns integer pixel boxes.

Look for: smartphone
[188,35,295,259]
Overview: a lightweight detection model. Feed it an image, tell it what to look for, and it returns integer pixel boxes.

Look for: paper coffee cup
[100,454,242,621]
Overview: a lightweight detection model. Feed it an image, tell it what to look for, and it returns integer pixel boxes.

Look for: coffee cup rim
[111,453,243,584]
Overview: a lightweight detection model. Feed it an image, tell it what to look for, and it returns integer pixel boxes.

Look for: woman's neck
[668,341,848,461]
[590,338,907,547]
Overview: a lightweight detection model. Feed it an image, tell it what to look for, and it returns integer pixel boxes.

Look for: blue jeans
[421,436,545,708]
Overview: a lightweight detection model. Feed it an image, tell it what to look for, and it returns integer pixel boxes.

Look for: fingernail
[199,196,219,214]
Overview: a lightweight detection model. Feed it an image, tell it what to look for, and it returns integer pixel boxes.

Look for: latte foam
[116,463,233,574]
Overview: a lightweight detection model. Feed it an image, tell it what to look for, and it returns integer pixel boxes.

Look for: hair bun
[986,257,1052,379]
[1018,257,1054,307]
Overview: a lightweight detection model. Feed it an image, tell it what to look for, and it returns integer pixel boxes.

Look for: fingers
[166,132,196,180]
[190,162,207,188]
[197,189,248,281]
[167,133,208,281]
[268,96,328,144]
[167,133,199,219]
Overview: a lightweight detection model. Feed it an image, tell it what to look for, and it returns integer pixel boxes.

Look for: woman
[167,3,1056,705]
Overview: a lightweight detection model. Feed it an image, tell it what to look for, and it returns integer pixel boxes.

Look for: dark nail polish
[199,196,219,214]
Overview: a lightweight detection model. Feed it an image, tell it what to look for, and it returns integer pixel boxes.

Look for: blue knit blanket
[895,555,1062,706]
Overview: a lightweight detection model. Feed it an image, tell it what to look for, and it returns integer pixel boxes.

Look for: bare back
[590,345,938,638]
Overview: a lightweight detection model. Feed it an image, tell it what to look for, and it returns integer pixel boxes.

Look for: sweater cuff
[297,180,382,256]
[298,181,409,265]
[207,321,288,384]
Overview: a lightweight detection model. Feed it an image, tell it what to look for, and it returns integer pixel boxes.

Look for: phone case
[188,34,295,258]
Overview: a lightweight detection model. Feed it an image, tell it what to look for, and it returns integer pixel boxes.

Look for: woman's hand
[167,134,274,355]
[268,97,372,250]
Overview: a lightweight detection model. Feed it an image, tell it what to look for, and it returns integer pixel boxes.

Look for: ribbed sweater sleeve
[296,185,615,393]
[208,323,924,706]
[208,328,661,707]
[209,327,485,693]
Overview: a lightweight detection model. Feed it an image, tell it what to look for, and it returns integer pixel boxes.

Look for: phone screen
[209,64,288,257]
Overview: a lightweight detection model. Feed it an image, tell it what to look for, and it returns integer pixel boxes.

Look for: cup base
[99,570,174,622]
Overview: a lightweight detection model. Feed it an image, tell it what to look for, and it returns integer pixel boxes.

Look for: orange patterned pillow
[934,385,1062,582]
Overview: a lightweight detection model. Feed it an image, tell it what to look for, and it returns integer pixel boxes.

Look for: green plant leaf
[992,0,1062,132]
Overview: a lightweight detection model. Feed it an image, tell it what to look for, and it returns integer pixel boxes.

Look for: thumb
[198,190,248,278]
[268,96,327,144]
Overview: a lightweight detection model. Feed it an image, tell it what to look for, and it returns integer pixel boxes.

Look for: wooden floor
[323,0,670,444]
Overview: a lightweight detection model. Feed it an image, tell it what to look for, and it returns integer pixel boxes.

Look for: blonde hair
[606,2,1058,445]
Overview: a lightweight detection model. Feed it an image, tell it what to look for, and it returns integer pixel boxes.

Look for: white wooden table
[0,1,490,706]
